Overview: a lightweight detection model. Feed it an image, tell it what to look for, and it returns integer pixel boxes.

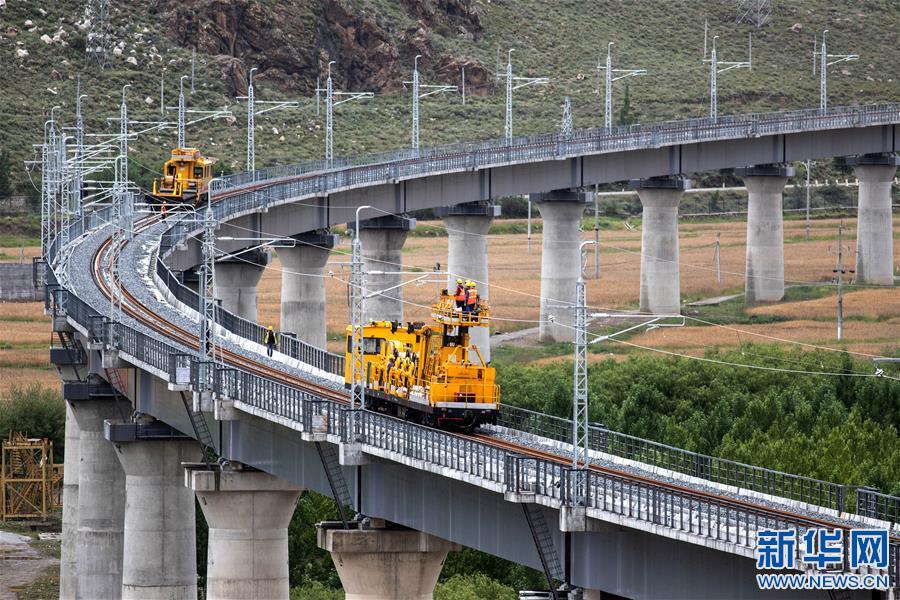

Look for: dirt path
[0,530,57,599]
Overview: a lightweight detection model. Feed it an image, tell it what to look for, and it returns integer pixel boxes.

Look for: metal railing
[499,405,848,511]
[857,488,900,526]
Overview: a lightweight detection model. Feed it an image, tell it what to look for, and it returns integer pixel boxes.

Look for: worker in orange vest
[464,281,478,313]
[453,278,466,310]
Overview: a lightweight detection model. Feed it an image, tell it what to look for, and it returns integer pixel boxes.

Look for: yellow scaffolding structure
[1,432,63,520]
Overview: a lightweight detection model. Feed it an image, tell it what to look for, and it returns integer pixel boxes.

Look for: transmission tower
[560,97,573,136]
[349,205,374,434]
[571,240,596,504]
[736,0,772,28]
[85,0,111,69]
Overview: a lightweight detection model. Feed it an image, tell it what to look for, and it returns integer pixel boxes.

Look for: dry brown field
[256,216,900,356]
[2,214,897,393]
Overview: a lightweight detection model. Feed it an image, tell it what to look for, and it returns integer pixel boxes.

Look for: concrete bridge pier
[435,202,501,362]
[317,522,460,600]
[68,392,131,600]
[531,190,589,342]
[357,215,416,323]
[847,153,899,285]
[214,248,270,322]
[59,403,81,599]
[106,419,200,599]
[188,468,301,600]
[631,177,691,314]
[737,164,794,303]
[279,231,339,349]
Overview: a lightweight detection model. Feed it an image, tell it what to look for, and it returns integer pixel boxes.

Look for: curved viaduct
[47,103,900,600]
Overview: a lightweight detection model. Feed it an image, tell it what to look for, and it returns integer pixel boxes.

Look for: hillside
[0,0,898,194]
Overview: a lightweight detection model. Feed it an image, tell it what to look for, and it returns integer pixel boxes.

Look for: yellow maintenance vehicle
[147,147,216,209]
[344,289,498,429]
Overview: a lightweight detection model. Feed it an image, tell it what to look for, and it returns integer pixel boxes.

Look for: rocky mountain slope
[0,0,897,193]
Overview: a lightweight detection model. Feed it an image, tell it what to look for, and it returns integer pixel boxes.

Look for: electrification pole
[247,67,256,174]
[805,160,812,241]
[498,49,548,144]
[178,76,187,148]
[160,68,166,116]
[350,205,374,431]
[191,48,196,93]
[705,35,751,121]
[407,55,457,154]
[317,61,373,168]
[714,232,721,284]
[572,240,596,504]
[75,86,86,220]
[604,42,646,131]
[818,30,858,114]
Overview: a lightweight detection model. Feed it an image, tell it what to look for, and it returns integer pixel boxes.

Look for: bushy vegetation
[0,384,66,455]
[495,345,900,495]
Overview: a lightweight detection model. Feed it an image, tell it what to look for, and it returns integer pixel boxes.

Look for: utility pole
[461,67,466,105]
[830,220,854,340]
[316,61,373,168]
[705,34,752,121]
[819,30,858,114]
[238,67,302,174]
[350,205,374,432]
[593,185,600,280]
[498,49,548,144]
[572,241,596,503]
[178,75,187,148]
[406,55,457,154]
[197,193,219,392]
[604,42,646,131]
[714,232,721,284]
[805,159,812,241]
[160,68,166,116]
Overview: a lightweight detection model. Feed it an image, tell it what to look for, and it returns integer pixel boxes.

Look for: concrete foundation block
[318,525,460,600]
[189,469,302,600]
[214,397,239,421]
[339,442,372,466]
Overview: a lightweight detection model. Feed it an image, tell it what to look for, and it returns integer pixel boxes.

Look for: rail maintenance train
[344,289,499,429]
[147,147,216,209]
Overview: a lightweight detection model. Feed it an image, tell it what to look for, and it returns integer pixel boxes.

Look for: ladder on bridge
[179,391,216,464]
[316,442,354,528]
[56,330,84,380]
[522,503,565,594]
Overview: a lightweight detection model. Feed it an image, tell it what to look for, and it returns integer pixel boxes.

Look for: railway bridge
[42,103,900,599]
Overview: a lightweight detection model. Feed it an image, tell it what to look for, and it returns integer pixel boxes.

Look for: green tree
[435,573,518,600]
[0,385,66,456]
[617,83,640,126]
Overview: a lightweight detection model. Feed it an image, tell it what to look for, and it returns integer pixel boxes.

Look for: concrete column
[631,178,691,314]
[357,215,416,323]
[214,249,269,322]
[436,202,501,362]
[317,523,460,600]
[107,420,201,600]
[279,231,339,349]
[59,402,81,600]
[532,191,588,342]
[69,397,130,600]
[188,468,302,600]
[847,154,899,285]
[737,165,793,303]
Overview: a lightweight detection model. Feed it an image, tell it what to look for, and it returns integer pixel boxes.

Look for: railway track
[90,203,898,547]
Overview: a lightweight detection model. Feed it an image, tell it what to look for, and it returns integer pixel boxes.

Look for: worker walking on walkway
[264,325,277,357]
[453,278,466,310]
